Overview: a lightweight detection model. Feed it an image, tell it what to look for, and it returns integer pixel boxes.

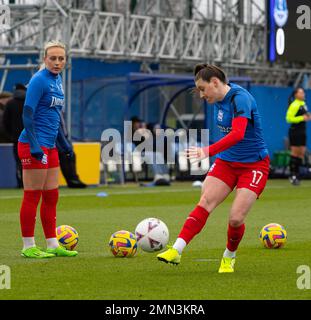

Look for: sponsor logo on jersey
[50,96,65,108]
[217,125,232,133]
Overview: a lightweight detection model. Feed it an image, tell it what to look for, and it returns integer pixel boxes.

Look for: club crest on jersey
[59,83,64,94]
[209,163,216,172]
[49,83,64,94]
[217,109,224,122]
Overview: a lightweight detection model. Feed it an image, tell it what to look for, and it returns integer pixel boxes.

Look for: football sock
[223,248,236,258]
[46,238,60,249]
[296,157,303,177]
[173,238,187,254]
[178,205,210,246]
[290,156,302,177]
[40,189,59,239]
[227,223,245,252]
[20,190,42,238]
[22,237,36,250]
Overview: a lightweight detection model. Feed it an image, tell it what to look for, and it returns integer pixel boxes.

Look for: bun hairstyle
[194,64,227,84]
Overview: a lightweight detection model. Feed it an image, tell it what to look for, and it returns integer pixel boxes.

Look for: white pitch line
[1,183,311,200]
[0,188,194,200]
[193,258,219,262]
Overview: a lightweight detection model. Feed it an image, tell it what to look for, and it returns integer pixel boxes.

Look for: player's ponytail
[38,63,45,71]
[194,64,227,84]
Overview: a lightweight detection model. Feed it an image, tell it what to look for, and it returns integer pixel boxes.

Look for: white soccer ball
[192,180,203,188]
[135,218,169,252]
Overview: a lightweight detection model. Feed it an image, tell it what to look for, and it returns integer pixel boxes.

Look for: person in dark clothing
[0,91,13,143]
[146,122,170,185]
[131,118,170,186]
[286,87,311,185]
[57,112,87,188]
[131,116,146,147]
[3,85,26,187]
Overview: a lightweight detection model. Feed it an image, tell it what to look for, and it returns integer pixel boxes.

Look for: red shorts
[207,156,270,197]
[18,142,59,170]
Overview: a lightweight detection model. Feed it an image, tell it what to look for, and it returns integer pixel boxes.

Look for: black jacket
[3,89,25,143]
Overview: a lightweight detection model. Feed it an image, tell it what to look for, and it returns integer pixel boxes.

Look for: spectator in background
[286,87,311,186]
[0,91,13,143]
[57,112,87,188]
[3,84,27,187]
[131,116,146,146]
[131,116,170,186]
[147,123,170,185]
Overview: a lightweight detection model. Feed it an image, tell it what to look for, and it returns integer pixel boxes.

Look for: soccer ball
[109,230,137,257]
[56,225,79,250]
[135,218,169,252]
[259,223,287,249]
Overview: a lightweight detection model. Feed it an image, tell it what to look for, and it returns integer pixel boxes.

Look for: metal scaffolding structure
[0,0,266,63]
[1,0,311,87]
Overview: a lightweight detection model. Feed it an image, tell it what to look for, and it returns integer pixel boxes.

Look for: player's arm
[185,117,248,160]
[203,116,247,157]
[23,76,44,160]
[186,93,250,160]
[286,101,307,123]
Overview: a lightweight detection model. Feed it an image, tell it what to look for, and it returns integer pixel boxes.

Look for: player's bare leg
[219,188,257,273]
[22,168,47,190]
[157,176,231,264]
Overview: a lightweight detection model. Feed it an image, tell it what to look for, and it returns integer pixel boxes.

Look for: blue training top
[19,68,65,148]
[214,83,268,163]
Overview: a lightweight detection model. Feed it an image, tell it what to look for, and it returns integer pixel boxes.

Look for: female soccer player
[157,64,269,273]
[18,40,77,258]
[286,87,311,185]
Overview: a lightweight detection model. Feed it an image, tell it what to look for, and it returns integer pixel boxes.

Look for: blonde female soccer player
[18,40,77,258]
[157,64,269,272]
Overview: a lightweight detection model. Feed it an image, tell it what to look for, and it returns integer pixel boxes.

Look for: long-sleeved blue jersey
[214,83,268,162]
[19,68,65,148]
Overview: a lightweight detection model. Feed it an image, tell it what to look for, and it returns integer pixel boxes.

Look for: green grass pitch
[0,180,311,300]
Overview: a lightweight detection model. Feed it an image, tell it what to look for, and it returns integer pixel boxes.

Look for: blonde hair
[39,40,66,71]
[44,40,66,57]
